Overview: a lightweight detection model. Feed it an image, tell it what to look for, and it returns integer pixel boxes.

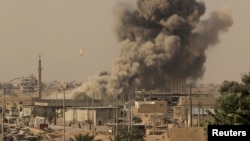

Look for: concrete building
[133,101,167,126]
[135,101,168,114]
[65,106,121,126]
[19,74,37,93]
[173,96,217,127]
[32,99,107,125]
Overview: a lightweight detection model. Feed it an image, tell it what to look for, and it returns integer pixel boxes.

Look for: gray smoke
[73,0,233,98]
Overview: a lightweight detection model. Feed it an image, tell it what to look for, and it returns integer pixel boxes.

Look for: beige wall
[65,108,118,126]
[169,127,204,141]
[137,101,168,114]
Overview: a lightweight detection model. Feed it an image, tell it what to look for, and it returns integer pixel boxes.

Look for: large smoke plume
[73,0,233,99]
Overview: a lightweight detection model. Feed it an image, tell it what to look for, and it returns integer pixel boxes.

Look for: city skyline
[1,0,249,85]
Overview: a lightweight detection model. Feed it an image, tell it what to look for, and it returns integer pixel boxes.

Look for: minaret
[37,55,42,99]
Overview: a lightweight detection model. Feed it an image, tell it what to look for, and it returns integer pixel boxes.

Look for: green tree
[110,126,145,141]
[69,133,101,141]
[47,111,55,124]
[205,73,250,140]
[241,72,250,95]
[241,72,250,85]
[207,93,250,125]
[219,80,241,94]
[204,92,250,141]
[132,116,142,123]
[219,80,249,96]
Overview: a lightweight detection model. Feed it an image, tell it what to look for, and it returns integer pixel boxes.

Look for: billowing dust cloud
[73,0,233,99]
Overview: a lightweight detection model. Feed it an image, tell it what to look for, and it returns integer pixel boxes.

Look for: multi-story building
[19,74,37,93]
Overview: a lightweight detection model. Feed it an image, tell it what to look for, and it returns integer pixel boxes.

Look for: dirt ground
[47,126,205,141]
[82,127,204,141]
[94,133,169,141]
[51,131,169,141]
[94,127,204,141]
[168,127,205,141]
[51,134,168,141]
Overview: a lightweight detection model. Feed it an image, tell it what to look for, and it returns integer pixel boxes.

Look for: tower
[37,55,42,99]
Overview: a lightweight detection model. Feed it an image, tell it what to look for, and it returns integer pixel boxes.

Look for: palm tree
[241,72,250,95]
[110,125,145,141]
[204,73,250,140]
[204,92,250,141]
[69,133,97,141]
[207,93,250,125]
[241,72,250,85]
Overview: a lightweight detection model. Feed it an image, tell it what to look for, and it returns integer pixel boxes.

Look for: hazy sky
[0,0,249,85]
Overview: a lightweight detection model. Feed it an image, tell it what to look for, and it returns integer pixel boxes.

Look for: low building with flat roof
[65,106,121,126]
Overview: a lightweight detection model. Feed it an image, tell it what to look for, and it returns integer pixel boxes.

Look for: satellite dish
[79,49,84,56]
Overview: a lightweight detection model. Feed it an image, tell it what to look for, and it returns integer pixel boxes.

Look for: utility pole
[153,102,155,135]
[53,80,74,141]
[87,92,90,130]
[198,101,200,127]
[55,92,58,125]
[115,93,118,136]
[92,90,95,134]
[128,91,130,132]
[189,85,192,127]
[128,89,134,132]
[112,94,115,135]
[130,90,133,131]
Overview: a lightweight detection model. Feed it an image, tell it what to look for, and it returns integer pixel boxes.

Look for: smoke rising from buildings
[73,0,233,99]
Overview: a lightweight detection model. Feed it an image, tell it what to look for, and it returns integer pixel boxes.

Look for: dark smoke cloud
[73,0,233,98]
